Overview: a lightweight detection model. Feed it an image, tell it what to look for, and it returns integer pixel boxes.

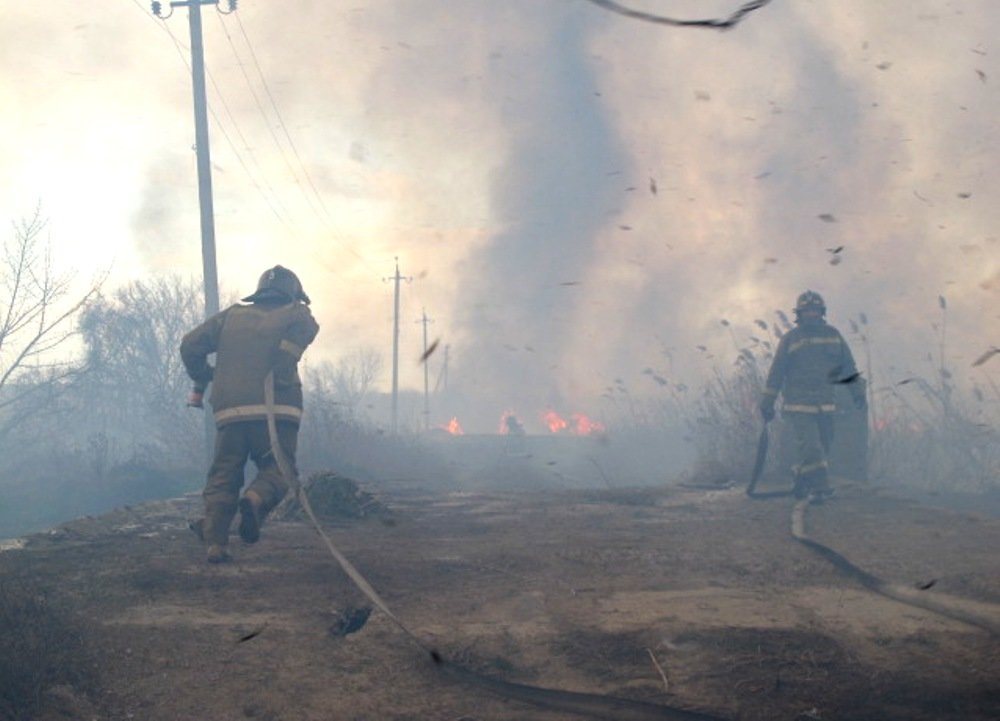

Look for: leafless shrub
[76,276,204,468]
[0,576,97,721]
[0,207,104,442]
[869,378,1000,492]
[684,346,770,482]
[852,300,999,493]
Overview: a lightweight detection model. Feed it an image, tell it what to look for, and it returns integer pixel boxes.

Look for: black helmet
[242,265,311,305]
[794,290,825,317]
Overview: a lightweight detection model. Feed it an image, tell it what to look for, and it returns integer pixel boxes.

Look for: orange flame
[442,417,463,435]
[542,410,568,433]
[572,413,606,436]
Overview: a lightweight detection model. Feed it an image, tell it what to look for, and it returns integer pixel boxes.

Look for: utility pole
[383,258,411,435]
[154,0,228,462]
[153,0,224,319]
[417,309,434,431]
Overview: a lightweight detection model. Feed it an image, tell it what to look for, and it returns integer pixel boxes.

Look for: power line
[231,12,338,228]
[127,0,292,228]
[213,12,321,224]
[221,12,377,269]
[137,0,425,329]
[582,0,773,28]
[206,14,296,226]
[203,67,294,227]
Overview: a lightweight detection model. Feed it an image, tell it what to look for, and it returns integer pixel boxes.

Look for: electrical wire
[582,0,773,28]
[230,12,340,230]
[203,66,295,228]
[126,0,292,228]
[133,0,445,365]
[213,12,324,226]
[221,11,379,270]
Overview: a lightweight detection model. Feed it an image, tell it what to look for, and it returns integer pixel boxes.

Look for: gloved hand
[759,398,775,422]
[187,382,207,409]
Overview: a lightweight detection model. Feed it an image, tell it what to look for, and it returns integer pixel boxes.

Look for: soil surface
[2,477,999,721]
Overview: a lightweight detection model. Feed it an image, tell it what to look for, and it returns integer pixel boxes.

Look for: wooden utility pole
[154,0,222,319]
[154,0,226,461]
[384,258,410,434]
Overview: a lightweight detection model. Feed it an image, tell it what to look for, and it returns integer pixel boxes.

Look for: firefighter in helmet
[181,266,319,563]
[759,291,865,501]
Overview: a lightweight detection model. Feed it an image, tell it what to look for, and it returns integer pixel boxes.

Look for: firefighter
[759,291,865,501]
[181,266,319,563]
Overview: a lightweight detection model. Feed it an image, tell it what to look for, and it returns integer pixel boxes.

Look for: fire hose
[262,371,729,721]
[745,422,794,500]
[743,421,998,634]
[791,498,1000,635]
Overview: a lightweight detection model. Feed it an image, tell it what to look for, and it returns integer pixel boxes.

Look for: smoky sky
[4,1,1000,433]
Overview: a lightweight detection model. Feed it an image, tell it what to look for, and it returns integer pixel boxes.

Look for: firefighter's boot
[201,507,234,563]
[188,518,206,542]
[206,544,232,564]
[238,490,264,544]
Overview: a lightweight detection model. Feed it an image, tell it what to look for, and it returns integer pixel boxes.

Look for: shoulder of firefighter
[761,323,859,411]
[204,301,319,427]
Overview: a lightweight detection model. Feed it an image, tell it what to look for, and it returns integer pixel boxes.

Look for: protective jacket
[762,320,859,412]
[180,300,319,427]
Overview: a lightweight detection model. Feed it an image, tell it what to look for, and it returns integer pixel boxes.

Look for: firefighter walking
[181,266,319,563]
[759,291,866,501]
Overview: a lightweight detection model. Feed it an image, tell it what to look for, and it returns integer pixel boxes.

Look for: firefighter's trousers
[202,420,299,546]
[785,411,834,494]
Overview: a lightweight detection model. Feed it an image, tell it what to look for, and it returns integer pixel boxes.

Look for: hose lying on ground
[263,372,730,721]
[743,421,999,633]
[791,499,1000,635]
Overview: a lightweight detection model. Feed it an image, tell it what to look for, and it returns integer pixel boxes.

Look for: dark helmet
[241,265,311,305]
[794,290,826,317]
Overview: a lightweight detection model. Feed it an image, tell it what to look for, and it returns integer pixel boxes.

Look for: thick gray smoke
[447,7,628,430]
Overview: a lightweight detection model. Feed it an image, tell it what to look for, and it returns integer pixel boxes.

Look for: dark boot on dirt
[188,518,205,542]
[206,544,232,564]
[238,490,264,544]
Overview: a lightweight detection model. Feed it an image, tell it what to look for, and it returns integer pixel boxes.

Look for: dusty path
[2,481,999,720]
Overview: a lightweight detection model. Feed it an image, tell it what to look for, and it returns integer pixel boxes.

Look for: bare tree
[0,208,103,438]
[77,275,203,460]
[305,348,383,420]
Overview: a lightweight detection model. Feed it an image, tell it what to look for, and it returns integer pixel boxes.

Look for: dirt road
[2,480,998,720]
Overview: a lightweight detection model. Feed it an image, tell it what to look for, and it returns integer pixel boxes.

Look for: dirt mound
[273,471,390,521]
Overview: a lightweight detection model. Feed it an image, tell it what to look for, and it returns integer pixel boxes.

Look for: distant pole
[384,258,411,435]
[417,309,434,431]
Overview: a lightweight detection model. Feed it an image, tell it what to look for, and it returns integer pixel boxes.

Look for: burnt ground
[1,477,999,721]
